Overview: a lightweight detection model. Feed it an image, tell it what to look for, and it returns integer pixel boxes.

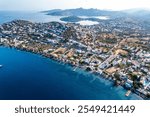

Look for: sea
[0,11,142,100]
[0,11,103,25]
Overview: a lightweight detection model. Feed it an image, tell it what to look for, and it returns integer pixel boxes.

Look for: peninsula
[0,10,150,99]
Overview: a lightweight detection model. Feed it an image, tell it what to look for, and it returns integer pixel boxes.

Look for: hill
[45,8,125,18]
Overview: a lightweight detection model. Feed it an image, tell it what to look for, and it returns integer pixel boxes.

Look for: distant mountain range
[43,8,150,20]
[122,9,150,20]
[41,8,150,24]
[44,8,126,17]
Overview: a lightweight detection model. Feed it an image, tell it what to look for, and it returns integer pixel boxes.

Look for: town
[0,18,150,99]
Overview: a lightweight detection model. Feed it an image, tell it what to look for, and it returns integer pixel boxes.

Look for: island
[60,16,83,22]
[60,16,103,23]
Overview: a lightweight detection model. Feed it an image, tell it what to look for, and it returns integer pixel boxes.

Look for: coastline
[0,9,150,100]
[0,45,143,100]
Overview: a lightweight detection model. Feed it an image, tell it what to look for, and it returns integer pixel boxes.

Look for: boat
[73,67,77,71]
[0,65,3,68]
[125,90,131,97]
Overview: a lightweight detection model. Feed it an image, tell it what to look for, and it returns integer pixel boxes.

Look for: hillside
[45,8,125,18]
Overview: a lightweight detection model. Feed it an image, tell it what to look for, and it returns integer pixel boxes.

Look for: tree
[133,81,143,89]
[129,73,138,81]
[146,93,150,98]
[114,72,120,81]
[86,67,92,71]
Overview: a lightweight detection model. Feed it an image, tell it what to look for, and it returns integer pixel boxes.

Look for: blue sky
[0,0,149,11]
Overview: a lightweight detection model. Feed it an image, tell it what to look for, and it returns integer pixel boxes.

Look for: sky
[0,0,150,11]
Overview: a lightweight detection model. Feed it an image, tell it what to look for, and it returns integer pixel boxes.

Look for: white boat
[0,65,3,68]
[125,90,131,97]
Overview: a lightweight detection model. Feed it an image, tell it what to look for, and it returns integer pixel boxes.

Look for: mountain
[44,8,150,16]
[122,8,150,20]
[122,8,150,14]
[43,8,150,22]
[45,8,126,18]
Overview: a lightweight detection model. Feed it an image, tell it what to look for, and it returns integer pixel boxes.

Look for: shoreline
[0,45,143,100]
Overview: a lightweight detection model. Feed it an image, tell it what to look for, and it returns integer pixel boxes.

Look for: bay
[0,11,64,24]
[0,47,142,100]
[0,11,108,25]
[0,11,142,100]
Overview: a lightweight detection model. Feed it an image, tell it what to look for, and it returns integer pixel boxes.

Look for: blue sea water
[0,11,64,24]
[0,12,142,100]
[0,47,142,100]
